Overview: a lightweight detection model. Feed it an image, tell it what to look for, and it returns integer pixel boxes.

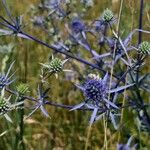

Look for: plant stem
[103,115,108,150]
[138,0,144,45]
[118,76,127,143]
[84,124,92,150]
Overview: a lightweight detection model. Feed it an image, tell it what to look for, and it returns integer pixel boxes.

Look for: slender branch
[19,31,121,80]
[138,0,144,45]
[5,86,132,112]
[0,14,122,80]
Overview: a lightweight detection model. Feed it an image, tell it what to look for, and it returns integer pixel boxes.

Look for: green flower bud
[138,41,150,54]
[102,8,114,22]
[16,83,29,95]
[49,57,63,73]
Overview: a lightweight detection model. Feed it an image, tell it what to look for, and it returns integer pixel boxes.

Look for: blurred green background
[0,0,150,149]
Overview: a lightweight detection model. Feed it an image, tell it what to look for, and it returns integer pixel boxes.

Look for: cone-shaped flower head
[72,73,135,125]
[77,73,108,107]
[16,83,29,95]
[84,76,107,104]
[138,41,150,54]
[71,18,85,33]
[0,88,24,122]
[76,73,134,108]
[102,8,114,22]
[40,55,70,78]
[49,57,63,73]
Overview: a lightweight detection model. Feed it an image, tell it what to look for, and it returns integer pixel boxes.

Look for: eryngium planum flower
[71,73,134,125]
[102,8,114,23]
[71,18,85,33]
[40,55,71,78]
[0,88,24,122]
[84,76,107,106]
[75,73,120,109]
[138,41,150,54]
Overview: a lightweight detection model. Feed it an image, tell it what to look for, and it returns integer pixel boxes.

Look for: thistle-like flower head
[138,41,150,54]
[16,83,29,95]
[102,8,114,23]
[49,57,63,73]
[71,73,134,125]
[0,88,24,122]
[75,73,110,108]
[93,8,115,32]
[84,75,107,105]
[71,18,85,33]
[40,55,71,78]
[75,73,134,108]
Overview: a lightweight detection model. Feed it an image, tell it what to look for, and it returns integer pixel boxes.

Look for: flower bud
[138,41,150,54]
[102,8,114,22]
[49,57,63,73]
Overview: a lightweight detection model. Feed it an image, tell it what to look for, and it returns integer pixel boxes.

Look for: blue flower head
[71,73,134,125]
[71,18,85,33]
[75,73,134,109]
[83,74,108,106]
